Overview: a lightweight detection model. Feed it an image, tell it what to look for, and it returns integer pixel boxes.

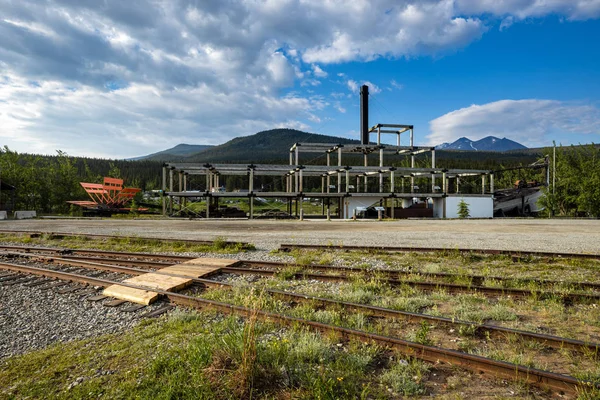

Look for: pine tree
[457,199,470,219]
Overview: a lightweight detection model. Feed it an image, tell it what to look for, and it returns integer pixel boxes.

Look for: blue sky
[1,1,599,158]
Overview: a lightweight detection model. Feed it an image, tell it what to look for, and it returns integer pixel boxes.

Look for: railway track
[7,252,598,354]
[0,259,596,396]
[279,243,600,260]
[3,246,600,302]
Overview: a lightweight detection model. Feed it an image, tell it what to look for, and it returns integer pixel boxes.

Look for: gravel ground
[0,279,169,359]
[1,218,599,254]
[1,217,598,361]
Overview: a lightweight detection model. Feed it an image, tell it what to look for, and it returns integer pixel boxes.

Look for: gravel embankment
[0,248,297,360]
[0,282,159,359]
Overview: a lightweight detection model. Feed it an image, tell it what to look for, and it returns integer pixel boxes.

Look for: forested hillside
[0,138,597,217]
[0,147,162,214]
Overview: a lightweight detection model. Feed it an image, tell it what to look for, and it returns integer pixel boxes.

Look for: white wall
[433,196,493,218]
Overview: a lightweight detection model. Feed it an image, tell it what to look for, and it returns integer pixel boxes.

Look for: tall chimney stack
[360,85,369,145]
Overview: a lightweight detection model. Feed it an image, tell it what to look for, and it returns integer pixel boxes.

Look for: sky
[1,0,599,159]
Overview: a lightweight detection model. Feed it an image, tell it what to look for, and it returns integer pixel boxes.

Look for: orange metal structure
[68,177,141,210]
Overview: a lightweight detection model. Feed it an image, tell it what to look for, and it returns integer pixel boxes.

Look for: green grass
[0,310,432,399]
[0,233,255,254]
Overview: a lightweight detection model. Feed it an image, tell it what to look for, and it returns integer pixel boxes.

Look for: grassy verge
[0,309,434,399]
[0,233,255,254]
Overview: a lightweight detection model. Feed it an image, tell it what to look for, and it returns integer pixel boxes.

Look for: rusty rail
[9,253,600,354]
[0,260,593,396]
[219,266,600,303]
[279,243,600,260]
[243,260,600,292]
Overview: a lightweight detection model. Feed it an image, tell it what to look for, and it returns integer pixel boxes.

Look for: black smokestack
[360,85,369,144]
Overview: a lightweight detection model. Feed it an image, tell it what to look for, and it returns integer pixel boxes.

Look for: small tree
[457,198,470,219]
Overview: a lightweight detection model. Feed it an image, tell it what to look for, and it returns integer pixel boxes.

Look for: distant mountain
[436,136,527,152]
[130,144,214,161]
[183,128,361,163]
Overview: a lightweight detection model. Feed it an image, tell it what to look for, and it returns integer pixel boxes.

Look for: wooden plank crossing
[103,257,238,305]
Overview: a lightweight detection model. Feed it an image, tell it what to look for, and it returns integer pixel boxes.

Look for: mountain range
[131,130,528,162]
[436,136,527,151]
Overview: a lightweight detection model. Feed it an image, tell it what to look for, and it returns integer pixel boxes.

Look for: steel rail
[0,229,252,248]
[0,245,194,262]
[279,243,600,261]
[219,266,600,302]
[0,261,592,396]
[17,253,600,354]
[4,248,599,300]
[243,260,600,292]
[5,246,600,292]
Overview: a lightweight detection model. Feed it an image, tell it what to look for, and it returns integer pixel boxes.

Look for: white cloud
[0,1,598,157]
[312,64,328,78]
[390,80,404,90]
[427,99,600,147]
[456,0,600,21]
[334,102,346,113]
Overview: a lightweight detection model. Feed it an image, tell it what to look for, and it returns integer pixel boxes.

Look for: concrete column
[431,149,436,193]
[379,148,383,193]
[169,168,173,215]
[356,176,360,192]
[390,171,395,192]
[294,171,299,192]
[345,170,350,192]
[481,175,486,195]
[490,173,494,193]
[364,153,368,193]
[338,148,342,193]
[295,147,299,165]
[442,172,447,193]
[178,172,183,211]
[161,166,166,216]
[289,151,293,165]
[249,169,254,193]
[321,176,325,193]
[377,126,381,145]
[411,153,415,193]
[183,173,187,209]
[249,197,254,219]
[299,169,303,192]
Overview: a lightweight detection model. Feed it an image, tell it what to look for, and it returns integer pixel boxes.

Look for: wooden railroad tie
[102,258,239,305]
